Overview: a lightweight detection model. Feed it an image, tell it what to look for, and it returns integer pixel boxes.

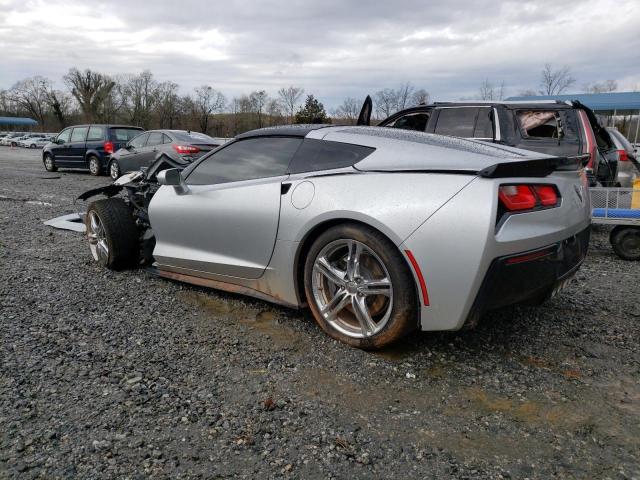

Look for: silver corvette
[81,125,591,348]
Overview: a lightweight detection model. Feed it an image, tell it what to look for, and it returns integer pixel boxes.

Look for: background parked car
[606,127,640,187]
[42,124,143,175]
[23,135,56,149]
[108,130,228,179]
[374,100,617,186]
[1,132,27,146]
[17,133,48,148]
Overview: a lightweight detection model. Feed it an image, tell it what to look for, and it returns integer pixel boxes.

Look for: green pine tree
[294,95,330,124]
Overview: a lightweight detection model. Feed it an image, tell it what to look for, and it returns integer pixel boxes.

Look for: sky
[0,0,639,109]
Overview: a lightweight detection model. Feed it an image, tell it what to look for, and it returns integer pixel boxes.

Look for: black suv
[43,124,143,175]
[377,101,617,185]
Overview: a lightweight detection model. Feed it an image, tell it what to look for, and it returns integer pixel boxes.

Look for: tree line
[0,68,431,135]
[0,63,627,135]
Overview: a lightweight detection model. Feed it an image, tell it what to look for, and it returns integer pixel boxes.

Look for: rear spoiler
[478,154,589,178]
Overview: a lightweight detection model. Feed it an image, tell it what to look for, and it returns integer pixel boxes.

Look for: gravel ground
[1,147,639,479]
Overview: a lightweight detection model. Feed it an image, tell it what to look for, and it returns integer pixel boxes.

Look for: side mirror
[53,138,61,145]
[157,168,189,194]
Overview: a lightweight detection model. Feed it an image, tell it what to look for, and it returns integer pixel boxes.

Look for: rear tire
[85,198,139,270]
[303,223,418,349]
[109,159,121,180]
[610,226,640,261]
[43,154,57,172]
[88,156,102,176]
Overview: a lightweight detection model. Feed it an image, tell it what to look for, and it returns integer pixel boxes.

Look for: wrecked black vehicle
[77,153,188,270]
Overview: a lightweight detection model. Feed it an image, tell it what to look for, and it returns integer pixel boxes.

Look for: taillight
[498,185,536,211]
[103,141,114,154]
[618,149,629,162]
[498,184,559,212]
[173,145,200,155]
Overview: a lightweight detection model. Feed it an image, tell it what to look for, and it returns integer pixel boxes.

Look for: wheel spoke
[321,289,350,320]
[352,296,378,336]
[358,278,392,297]
[314,257,346,287]
[346,240,362,280]
[97,240,109,258]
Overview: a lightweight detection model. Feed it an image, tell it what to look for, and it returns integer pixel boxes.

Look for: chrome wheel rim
[89,158,99,175]
[312,239,393,338]
[110,161,119,179]
[87,211,109,262]
[44,156,52,169]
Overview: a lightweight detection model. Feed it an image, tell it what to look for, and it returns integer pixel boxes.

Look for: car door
[116,132,149,173]
[149,136,303,279]
[51,128,73,164]
[141,132,165,166]
[67,126,89,166]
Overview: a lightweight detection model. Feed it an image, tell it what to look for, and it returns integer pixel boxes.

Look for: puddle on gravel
[178,290,309,352]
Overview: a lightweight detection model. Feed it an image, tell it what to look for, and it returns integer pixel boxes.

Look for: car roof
[236,124,333,139]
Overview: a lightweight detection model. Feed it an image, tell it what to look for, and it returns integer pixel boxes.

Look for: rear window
[110,128,143,142]
[288,139,375,174]
[517,110,568,139]
[172,131,218,144]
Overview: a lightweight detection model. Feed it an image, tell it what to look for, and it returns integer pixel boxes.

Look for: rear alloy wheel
[30,143,36,149]
[109,159,121,180]
[304,223,418,349]
[86,198,140,270]
[43,154,57,172]
[88,156,102,176]
[610,226,640,261]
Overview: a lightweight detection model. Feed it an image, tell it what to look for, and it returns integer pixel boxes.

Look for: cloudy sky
[0,0,639,108]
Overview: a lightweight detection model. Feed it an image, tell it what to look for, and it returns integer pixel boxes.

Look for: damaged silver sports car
[80,124,591,349]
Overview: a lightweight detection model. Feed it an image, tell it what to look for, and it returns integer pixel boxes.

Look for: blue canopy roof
[506,92,640,113]
[0,116,38,126]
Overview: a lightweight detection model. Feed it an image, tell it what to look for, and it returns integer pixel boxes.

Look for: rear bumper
[464,226,590,327]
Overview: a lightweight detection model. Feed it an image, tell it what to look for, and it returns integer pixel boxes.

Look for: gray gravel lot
[1,147,639,479]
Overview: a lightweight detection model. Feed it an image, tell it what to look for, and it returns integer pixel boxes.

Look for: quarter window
[186,137,302,185]
[288,139,375,173]
[86,126,104,141]
[387,113,429,132]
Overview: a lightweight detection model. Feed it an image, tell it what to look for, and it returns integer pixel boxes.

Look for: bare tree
[249,90,269,128]
[539,63,576,95]
[411,89,430,105]
[584,79,618,93]
[155,81,182,129]
[9,76,51,129]
[374,88,399,118]
[64,68,115,122]
[46,89,73,128]
[277,86,304,123]
[334,97,360,124]
[193,85,226,134]
[122,70,159,129]
[396,82,415,111]
[478,79,506,100]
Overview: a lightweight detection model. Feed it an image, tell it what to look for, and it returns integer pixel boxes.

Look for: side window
[86,126,105,141]
[162,134,172,144]
[57,128,72,144]
[289,139,375,174]
[474,108,493,138]
[129,133,149,149]
[387,113,429,132]
[186,137,302,185]
[434,108,478,137]
[147,132,164,146]
[70,126,88,143]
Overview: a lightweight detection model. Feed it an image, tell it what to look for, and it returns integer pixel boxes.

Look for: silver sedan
[83,125,591,348]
